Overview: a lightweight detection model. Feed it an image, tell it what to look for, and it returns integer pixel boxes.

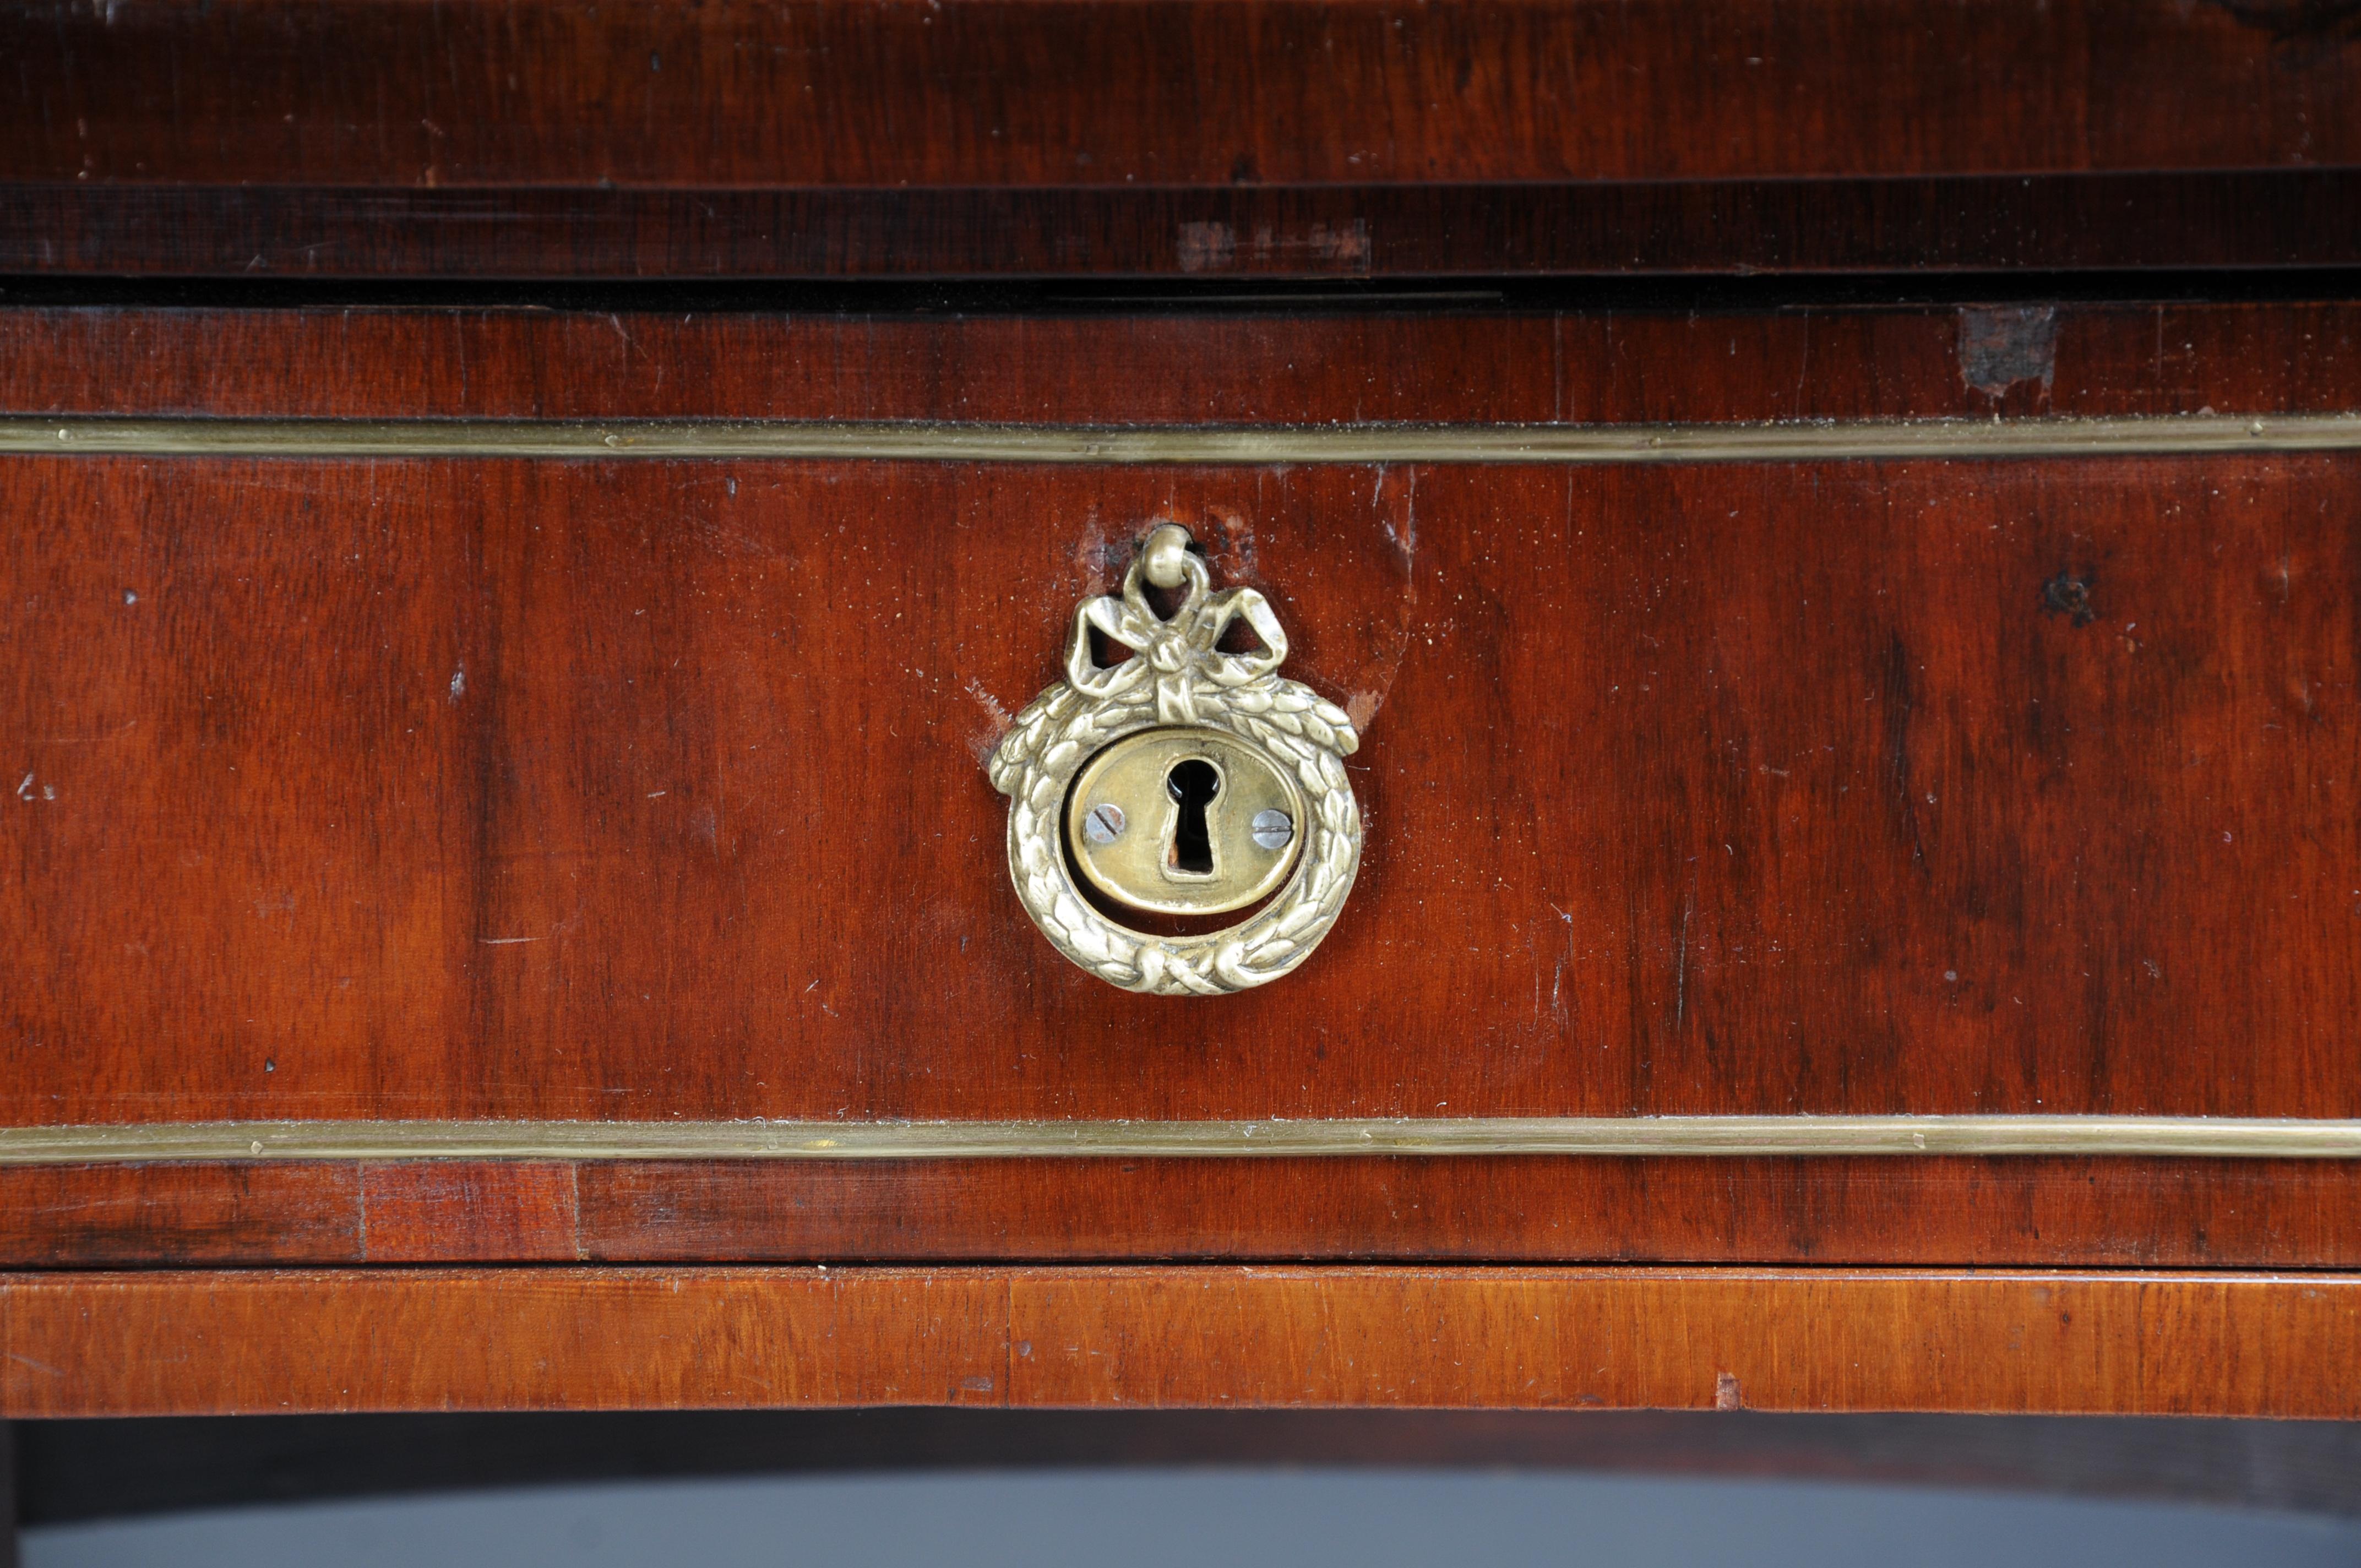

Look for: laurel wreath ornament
[988,528,1363,995]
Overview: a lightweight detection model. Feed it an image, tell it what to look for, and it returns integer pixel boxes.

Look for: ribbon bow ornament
[1065,546,1291,726]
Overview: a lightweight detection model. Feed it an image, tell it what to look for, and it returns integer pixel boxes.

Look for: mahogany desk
[1,0,2359,1426]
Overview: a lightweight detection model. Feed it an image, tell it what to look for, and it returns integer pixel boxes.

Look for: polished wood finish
[9,173,2360,278]
[15,1,2354,187]
[11,302,2361,423]
[6,455,2358,1125]
[7,1,2359,1428]
[1017,1268,2361,1416]
[4,303,2361,1279]
[2,0,2357,275]
[0,1165,361,1266]
[358,1162,580,1264]
[0,1270,1006,1415]
[4,1268,2358,1418]
[6,1156,2360,1270]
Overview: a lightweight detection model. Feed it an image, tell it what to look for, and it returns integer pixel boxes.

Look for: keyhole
[1165,759,1221,876]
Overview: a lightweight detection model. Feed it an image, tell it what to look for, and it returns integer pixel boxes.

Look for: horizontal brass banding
[3,1115,2359,1164]
[4,413,2361,464]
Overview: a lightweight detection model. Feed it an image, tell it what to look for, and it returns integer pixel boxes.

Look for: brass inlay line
[4,414,2361,464]
[3,1116,2358,1164]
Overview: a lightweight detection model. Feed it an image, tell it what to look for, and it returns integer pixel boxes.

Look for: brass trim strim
[5,413,2361,464]
[2,1115,2358,1164]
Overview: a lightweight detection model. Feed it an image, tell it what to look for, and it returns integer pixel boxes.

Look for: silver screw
[1082,803,1127,845]
[1250,809,1294,850]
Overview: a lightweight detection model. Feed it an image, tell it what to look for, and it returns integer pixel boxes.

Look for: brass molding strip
[5,413,2361,464]
[3,1116,2359,1164]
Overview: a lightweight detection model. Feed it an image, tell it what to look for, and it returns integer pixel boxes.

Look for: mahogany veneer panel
[568,1157,2361,1269]
[10,0,2354,188]
[358,1162,580,1263]
[6,1267,2359,1418]
[9,172,2361,278]
[0,1269,1006,1414]
[6,304,2360,1283]
[0,1164,362,1266]
[11,1156,2361,1270]
[10,303,2361,424]
[3,1,2356,276]
[1016,1268,2361,1416]
[5,453,2358,1123]
[9,9,2360,1423]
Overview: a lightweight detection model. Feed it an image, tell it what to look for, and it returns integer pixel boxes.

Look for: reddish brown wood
[9,302,2361,426]
[0,1164,361,1266]
[0,1269,1008,1415]
[4,304,2361,1280]
[4,1155,2360,1270]
[1,0,2354,275]
[10,1,2351,187]
[4,1267,2359,1417]
[568,1157,2361,1269]
[6,6,2357,1424]
[7,172,2360,277]
[360,1163,579,1263]
[5,452,2358,1124]
[1011,1268,2361,1416]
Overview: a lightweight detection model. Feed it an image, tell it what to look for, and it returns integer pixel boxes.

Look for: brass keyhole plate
[987,520,1364,994]
[1066,728,1306,916]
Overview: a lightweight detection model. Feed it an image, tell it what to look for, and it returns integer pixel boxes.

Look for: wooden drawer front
[3,0,2358,277]
[3,303,2360,1270]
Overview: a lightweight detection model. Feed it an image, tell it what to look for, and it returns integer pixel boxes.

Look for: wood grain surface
[3,302,2360,1271]
[6,453,2358,1125]
[9,172,2360,279]
[9,302,2361,425]
[1,0,2355,275]
[12,0,2354,188]
[357,1162,581,1263]
[9,10,2361,1424]
[4,1267,2359,1418]
[5,1156,2360,1270]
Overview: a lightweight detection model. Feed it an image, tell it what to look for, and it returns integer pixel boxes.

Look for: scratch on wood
[1674,894,1693,1030]
[965,677,1015,765]
[1351,469,1419,730]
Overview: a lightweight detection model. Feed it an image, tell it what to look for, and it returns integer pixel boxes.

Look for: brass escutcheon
[986,521,1367,994]
[1067,727,1306,916]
